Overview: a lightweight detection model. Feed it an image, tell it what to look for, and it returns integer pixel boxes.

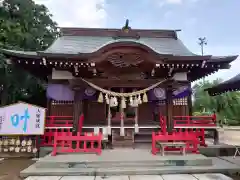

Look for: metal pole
[198,37,207,56]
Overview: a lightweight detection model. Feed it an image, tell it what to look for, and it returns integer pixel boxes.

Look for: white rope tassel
[137,95,142,104]
[121,97,126,109]
[105,94,109,104]
[132,97,138,107]
[129,96,133,106]
[110,97,118,107]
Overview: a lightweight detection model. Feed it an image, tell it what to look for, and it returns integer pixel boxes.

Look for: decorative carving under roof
[106,52,144,67]
[112,19,140,40]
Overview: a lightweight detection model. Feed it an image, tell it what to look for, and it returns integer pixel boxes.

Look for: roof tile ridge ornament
[112,19,140,40]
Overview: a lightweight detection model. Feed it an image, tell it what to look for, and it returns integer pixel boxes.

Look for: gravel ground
[0,158,34,180]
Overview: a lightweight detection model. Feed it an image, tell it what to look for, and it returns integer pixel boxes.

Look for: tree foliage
[193,79,240,125]
[0,0,59,106]
[0,0,59,50]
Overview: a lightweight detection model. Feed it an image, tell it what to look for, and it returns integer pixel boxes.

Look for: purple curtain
[46,84,97,101]
[148,86,191,101]
[47,84,75,101]
[47,84,191,101]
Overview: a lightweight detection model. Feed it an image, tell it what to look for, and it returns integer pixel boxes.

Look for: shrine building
[1,22,238,147]
[206,73,240,96]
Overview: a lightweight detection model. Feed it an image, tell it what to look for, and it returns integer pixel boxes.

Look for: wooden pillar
[187,93,193,116]
[107,88,112,135]
[134,89,139,133]
[46,99,51,116]
[166,85,173,133]
[107,101,111,135]
[213,129,220,145]
[73,90,82,134]
[120,88,125,136]
[188,83,193,116]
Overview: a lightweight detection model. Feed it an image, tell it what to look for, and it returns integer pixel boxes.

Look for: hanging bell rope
[81,78,168,97]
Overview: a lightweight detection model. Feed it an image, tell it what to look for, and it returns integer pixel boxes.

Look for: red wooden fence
[175,128,206,147]
[51,132,102,156]
[152,115,214,155]
[173,115,216,127]
[40,115,84,147]
[160,116,167,135]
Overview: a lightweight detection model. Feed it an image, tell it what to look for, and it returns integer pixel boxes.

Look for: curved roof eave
[43,35,197,56]
[208,55,239,63]
[38,40,210,60]
[0,40,206,60]
[0,43,238,65]
[205,73,240,96]
[0,49,41,59]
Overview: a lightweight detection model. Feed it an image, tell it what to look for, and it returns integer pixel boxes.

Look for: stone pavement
[24,173,234,180]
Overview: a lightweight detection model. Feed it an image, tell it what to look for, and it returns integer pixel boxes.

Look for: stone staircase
[112,129,134,147]
[21,149,222,178]
[134,127,159,144]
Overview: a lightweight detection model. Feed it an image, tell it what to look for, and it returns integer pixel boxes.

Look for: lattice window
[156,98,188,106]
[51,100,73,105]
[173,98,188,106]
[50,100,74,116]
[157,100,166,105]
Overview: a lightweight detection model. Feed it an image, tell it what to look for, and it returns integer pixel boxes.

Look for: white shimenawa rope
[81,78,168,97]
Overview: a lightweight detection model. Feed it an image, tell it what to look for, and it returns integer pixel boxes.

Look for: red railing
[173,114,216,127]
[51,132,102,156]
[153,115,209,154]
[160,116,167,135]
[40,114,84,147]
[45,116,74,127]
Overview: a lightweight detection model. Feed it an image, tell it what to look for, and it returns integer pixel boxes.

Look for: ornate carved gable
[107,52,144,67]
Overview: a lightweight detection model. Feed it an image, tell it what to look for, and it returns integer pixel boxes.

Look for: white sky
[33,0,240,83]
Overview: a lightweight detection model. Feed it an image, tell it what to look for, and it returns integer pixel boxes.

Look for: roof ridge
[60,27,180,39]
[60,27,181,32]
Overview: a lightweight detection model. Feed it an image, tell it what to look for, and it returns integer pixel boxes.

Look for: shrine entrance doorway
[107,88,138,147]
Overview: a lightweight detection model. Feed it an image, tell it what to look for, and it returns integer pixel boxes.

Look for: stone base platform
[24,174,235,180]
[20,149,240,178]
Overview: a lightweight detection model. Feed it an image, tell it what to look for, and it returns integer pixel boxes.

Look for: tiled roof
[206,73,240,95]
[44,36,196,56]
[0,35,238,65]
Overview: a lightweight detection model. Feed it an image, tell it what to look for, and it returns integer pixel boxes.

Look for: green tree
[0,0,59,106]
[193,79,240,125]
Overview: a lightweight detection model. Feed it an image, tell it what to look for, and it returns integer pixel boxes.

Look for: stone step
[34,159,212,169]
[135,134,152,139]
[134,139,152,143]
[20,159,240,178]
[34,157,212,169]
[136,131,152,135]
[112,143,134,147]
[24,174,235,180]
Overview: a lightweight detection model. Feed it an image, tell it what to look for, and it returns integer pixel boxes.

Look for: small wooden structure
[156,142,186,156]
[1,21,238,148]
